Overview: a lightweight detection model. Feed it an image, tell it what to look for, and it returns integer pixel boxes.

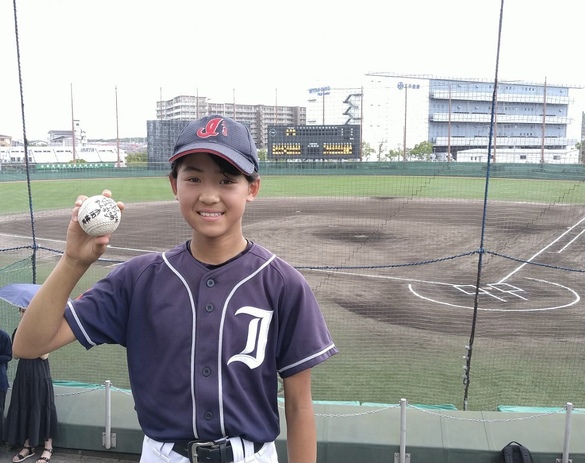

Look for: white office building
[305,74,581,163]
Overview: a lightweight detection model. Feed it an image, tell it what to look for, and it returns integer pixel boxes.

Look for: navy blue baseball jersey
[64,241,338,443]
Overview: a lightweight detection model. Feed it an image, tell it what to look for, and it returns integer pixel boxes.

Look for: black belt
[172,439,264,463]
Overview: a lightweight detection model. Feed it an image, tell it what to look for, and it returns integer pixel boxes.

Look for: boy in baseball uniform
[13,115,338,463]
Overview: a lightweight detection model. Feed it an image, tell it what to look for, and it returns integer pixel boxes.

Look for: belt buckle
[187,440,216,463]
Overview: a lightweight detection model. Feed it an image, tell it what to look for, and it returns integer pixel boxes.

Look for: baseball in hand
[77,194,121,236]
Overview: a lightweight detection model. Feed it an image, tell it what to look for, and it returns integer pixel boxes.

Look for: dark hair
[170,154,259,182]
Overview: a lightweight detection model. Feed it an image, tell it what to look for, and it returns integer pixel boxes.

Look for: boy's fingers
[72,195,88,222]
[75,195,88,206]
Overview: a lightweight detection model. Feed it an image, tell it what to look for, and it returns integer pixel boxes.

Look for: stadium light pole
[402,85,408,161]
[321,88,330,124]
[233,88,236,119]
[493,99,497,163]
[115,86,120,168]
[447,84,452,162]
[70,83,76,163]
[275,88,278,124]
[540,77,547,164]
[158,87,163,120]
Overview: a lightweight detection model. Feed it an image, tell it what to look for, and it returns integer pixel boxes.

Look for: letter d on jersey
[227,307,273,369]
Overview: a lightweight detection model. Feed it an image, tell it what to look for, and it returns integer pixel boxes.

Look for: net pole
[12,0,38,283]
[463,0,505,410]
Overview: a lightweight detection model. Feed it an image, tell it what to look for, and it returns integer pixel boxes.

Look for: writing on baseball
[77,194,121,236]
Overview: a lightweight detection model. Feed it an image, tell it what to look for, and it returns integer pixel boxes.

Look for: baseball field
[0,169,584,411]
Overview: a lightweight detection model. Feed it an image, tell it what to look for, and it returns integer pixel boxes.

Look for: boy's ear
[247,178,261,202]
[169,173,178,196]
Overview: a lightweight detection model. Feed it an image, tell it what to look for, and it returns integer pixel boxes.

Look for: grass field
[1,175,584,214]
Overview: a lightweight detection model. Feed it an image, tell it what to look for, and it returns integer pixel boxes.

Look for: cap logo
[196,117,227,139]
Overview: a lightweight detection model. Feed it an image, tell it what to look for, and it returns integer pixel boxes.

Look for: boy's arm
[13,255,83,358]
[283,368,317,463]
[13,191,123,359]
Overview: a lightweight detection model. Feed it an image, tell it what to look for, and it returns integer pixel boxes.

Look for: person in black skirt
[0,327,13,446]
[5,307,57,463]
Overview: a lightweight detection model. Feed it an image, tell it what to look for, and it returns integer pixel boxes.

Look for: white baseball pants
[140,436,279,463]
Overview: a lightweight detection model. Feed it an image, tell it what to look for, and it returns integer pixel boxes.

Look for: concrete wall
[7,385,583,463]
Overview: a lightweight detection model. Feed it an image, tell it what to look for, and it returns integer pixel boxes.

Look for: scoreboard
[267,125,361,161]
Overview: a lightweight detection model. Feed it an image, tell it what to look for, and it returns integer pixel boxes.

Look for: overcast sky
[1,0,583,140]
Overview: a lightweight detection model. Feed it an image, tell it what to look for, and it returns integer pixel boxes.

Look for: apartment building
[154,95,306,150]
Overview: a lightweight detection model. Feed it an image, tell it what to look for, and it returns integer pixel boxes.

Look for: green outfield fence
[1,160,584,412]
[2,160,585,180]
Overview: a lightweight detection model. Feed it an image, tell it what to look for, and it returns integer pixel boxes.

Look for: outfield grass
[1,175,584,214]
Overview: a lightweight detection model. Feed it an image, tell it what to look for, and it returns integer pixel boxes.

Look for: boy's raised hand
[67,189,124,266]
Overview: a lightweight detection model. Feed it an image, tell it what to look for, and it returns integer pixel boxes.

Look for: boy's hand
[66,189,124,267]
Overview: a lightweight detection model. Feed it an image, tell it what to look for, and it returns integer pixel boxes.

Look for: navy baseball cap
[169,115,259,174]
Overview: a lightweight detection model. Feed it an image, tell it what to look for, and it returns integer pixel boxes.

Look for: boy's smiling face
[169,152,260,244]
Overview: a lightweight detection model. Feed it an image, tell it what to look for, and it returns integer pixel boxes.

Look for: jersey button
[206,279,215,288]
[202,367,211,377]
[205,303,214,312]
[204,411,213,421]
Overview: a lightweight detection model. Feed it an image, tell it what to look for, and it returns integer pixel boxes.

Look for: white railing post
[102,380,116,449]
[395,398,408,463]
[561,402,573,463]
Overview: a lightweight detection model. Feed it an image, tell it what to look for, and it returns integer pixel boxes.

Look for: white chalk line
[312,216,585,312]
[498,216,585,283]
